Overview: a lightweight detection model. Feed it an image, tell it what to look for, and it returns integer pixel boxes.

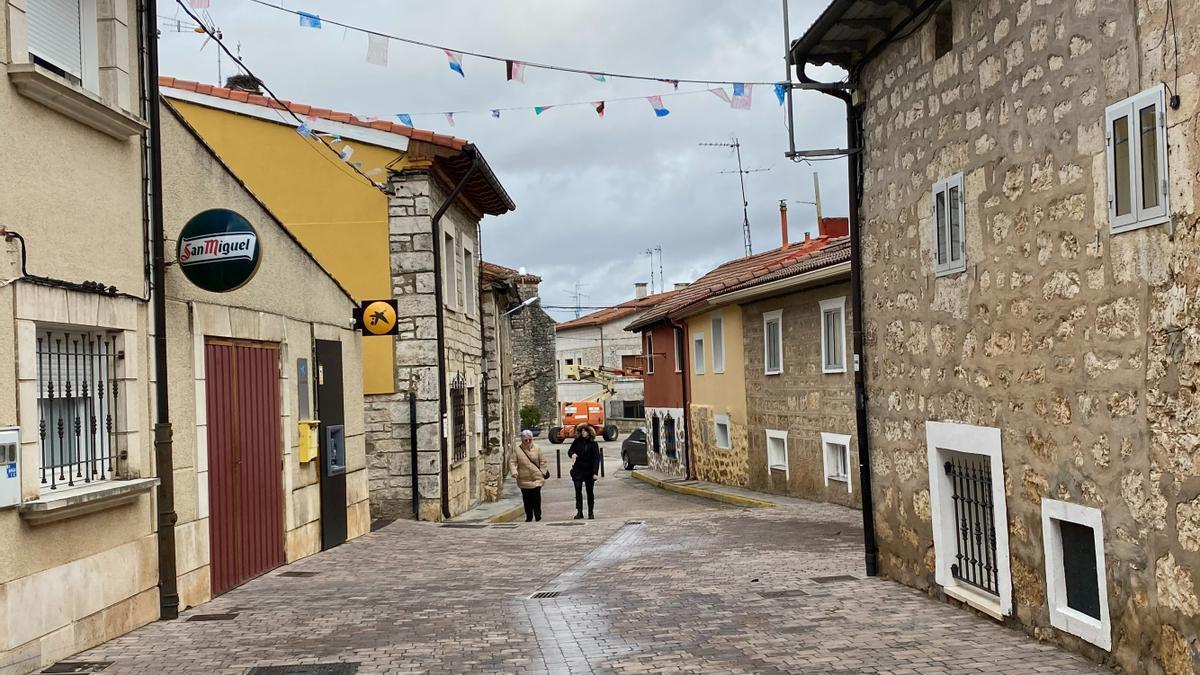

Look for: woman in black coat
[567,424,602,519]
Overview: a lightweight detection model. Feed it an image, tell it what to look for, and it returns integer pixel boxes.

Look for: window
[622,400,645,419]
[443,232,456,309]
[664,414,677,458]
[450,379,466,464]
[463,247,475,316]
[933,1,953,59]
[673,327,684,373]
[692,333,705,374]
[926,421,1013,619]
[651,413,661,453]
[645,333,654,374]
[766,429,788,474]
[820,297,847,374]
[763,310,783,375]
[714,415,731,449]
[36,329,120,491]
[1106,85,1169,233]
[711,315,725,373]
[27,0,98,90]
[932,173,966,275]
[821,432,852,492]
[455,248,466,310]
[1041,499,1111,651]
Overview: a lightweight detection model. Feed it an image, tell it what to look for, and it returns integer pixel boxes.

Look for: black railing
[37,332,120,491]
[945,456,999,596]
[450,378,466,464]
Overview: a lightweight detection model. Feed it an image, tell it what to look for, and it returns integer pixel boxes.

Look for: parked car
[620,428,648,470]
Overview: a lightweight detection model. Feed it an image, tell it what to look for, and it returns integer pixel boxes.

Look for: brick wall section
[853,1,1200,671]
[511,278,557,427]
[742,281,858,508]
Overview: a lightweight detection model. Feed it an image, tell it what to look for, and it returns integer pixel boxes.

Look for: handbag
[520,446,550,480]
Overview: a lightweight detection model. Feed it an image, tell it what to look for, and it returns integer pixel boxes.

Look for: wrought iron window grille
[944,457,999,596]
[450,373,467,464]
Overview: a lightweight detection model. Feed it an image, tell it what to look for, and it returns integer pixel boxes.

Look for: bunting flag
[506,59,525,82]
[396,113,413,126]
[731,83,753,109]
[647,96,669,117]
[444,112,456,126]
[593,101,605,118]
[774,83,787,105]
[658,79,680,89]
[709,87,731,104]
[589,73,607,82]
[444,50,465,77]
[295,121,313,137]
[490,109,501,118]
[338,145,354,161]
[366,33,388,66]
[534,106,554,115]
[298,11,322,29]
[188,0,210,7]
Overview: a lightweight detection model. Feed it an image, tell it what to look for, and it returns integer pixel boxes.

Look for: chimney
[634,282,648,299]
[779,200,789,250]
[818,217,850,238]
[673,282,689,290]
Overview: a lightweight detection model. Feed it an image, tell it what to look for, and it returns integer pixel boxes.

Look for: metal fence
[944,455,999,596]
[36,331,120,490]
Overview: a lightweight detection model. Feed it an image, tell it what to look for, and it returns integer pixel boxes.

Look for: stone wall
[742,281,858,508]
[689,404,749,487]
[854,0,1200,671]
[481,288,516,501]
[511,278,557,428]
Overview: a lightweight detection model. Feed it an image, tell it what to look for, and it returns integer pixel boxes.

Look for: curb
[631,470,776,509]
[487,502,526,523]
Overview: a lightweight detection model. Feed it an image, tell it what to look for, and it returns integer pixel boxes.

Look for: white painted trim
[692,332,705,374]
[1041,499,1111,651]
[766,428,788,475]
[819,296,847,374]
[1105,84,1169,235]
[926,420,1012,618]
[763,309,783,375]
[713,414,731,449]
[820,432,852,492]
[932,173,966,276]
[162,87,412,152]
[707,261,850,306]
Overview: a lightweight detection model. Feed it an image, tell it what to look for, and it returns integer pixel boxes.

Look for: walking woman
[510,430,548,522]
[567,424,602,519]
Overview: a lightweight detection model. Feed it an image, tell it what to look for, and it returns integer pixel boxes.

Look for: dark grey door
[316,339,347,550]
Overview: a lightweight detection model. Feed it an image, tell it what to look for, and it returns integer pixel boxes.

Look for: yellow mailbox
[298,420,320,463]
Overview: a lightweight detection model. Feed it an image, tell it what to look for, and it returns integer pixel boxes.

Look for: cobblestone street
[71,460,1110,674]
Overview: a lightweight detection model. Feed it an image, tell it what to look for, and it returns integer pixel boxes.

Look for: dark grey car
[620,428,648,470]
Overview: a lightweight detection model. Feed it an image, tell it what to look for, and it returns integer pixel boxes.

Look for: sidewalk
[451,475,525,523]
[631,468,795,508]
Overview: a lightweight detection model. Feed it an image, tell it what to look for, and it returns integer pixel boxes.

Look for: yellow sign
[357,299,399,336]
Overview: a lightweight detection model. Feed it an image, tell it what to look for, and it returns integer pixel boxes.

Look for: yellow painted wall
[687,305,747,423]
[167,99,397,394]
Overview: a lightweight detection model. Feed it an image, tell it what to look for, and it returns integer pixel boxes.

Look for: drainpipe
[800,69,878,577]
[430,146,481,520]
[143,0,180,616]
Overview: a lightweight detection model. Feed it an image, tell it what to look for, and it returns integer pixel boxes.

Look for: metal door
[205,340,285,597]
[315,339,347,550]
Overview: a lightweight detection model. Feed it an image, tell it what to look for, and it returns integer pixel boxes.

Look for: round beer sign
[177,209,262,293]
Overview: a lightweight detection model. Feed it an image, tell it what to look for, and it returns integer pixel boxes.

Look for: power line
[242,0,785,88]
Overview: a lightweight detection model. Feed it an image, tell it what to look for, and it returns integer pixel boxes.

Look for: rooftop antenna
[655,245,663,294]
[569,281,589,320]
[792,172,824,224]
[700,136,771,256]
[642,248,656,294]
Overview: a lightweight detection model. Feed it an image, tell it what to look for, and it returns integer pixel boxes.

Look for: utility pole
[701,137,770,257]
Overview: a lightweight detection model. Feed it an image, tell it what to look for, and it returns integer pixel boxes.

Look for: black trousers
[573,476,595,515]
[520,487,542,520]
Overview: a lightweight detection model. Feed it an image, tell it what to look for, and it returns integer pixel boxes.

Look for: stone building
[504,269,556,431]
[795,0,1200,671]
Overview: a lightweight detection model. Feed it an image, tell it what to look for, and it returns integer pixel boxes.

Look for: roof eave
[790,0,922,71]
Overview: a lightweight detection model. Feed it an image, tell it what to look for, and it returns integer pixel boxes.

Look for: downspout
[800,65,878,577]
[143,0,180,616]
[430,146,481,520]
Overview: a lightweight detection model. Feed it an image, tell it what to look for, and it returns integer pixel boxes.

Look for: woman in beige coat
[510,430,548,522]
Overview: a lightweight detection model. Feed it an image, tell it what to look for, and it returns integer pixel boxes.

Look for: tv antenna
[568,281,589,320]
[641,246,663,293]
[700,136,771,256]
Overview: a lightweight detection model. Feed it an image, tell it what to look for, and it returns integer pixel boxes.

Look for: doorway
[316,339,347,550]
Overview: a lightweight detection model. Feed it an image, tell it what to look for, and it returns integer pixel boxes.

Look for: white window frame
[1041,499,1111,651]
[819,297,847,374]
[443,230,457,310]
[713,414,731,450]
[932,173,966,276]
[673,327,683,373]
[692,332,705,375]
[763,309,783,375]
[462,243,476,317]
[926,421,1013,620]
[1105,84,1169,234]
[710,314,725,373]
[645,333,654,374]
[26,0,99,93]
[766,429,788,475]
[820,432,852,492]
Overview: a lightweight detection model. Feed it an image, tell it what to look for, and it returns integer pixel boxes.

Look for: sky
[158,0,849,321]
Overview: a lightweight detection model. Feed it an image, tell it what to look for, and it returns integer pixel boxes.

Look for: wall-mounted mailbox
[325,424,346,477]
[0,427,20,508]
[297,420,320,463]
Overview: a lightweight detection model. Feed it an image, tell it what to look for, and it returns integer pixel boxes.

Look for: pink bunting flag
[189,0,210,7]
[593,101,605,118]
[731,83,753,110]
[506,60,525,82]
[444,112,456,127]
[647,96,669,117]
[709,88,731,104]
[444,50,465,77]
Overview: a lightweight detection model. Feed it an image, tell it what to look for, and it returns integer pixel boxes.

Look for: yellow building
[684,305,749,486]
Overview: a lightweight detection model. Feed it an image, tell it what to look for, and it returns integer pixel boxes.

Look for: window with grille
[933,173,966,276]
[663,414,677,458]
[1106,85,1169,234]
[820,297,846,374]
[944,454,999,596]
[36,329,120,491]
[651,414,661,453]
[450,379,466,464]
[763,310,783,375]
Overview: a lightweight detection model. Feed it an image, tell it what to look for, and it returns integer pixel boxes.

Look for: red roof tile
[556,288,685,332]
[160,76,468,152]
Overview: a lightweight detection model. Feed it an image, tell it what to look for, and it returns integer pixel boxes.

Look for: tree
[519,405,541,430]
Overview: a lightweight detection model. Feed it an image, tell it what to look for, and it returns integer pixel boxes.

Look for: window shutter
[27,0,84,80]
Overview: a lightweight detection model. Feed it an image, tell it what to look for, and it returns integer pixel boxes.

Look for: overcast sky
[159,0,848,320]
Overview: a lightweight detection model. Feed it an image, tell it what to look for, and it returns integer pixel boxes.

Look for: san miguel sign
[177,209,262,293]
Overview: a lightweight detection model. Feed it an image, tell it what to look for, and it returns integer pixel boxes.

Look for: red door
[205,339,285,597]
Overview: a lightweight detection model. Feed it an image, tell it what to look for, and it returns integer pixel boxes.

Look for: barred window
[36,329,120,491]
[451,378,467,464]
